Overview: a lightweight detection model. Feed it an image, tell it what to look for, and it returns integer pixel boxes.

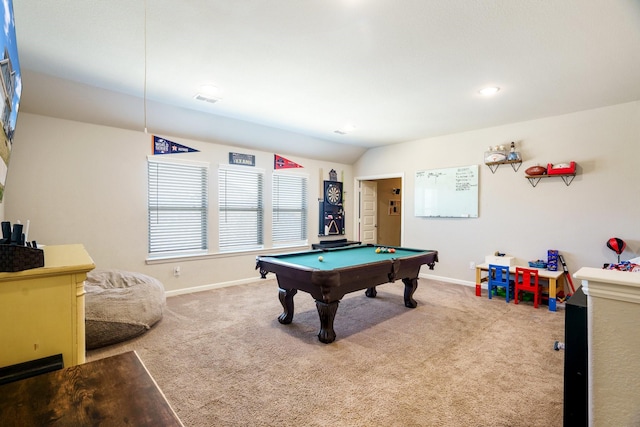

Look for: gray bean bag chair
[85,269,166,349]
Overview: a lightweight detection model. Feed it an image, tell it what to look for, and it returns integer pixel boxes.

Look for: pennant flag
[274,154,303,169]
[153,135,199,155]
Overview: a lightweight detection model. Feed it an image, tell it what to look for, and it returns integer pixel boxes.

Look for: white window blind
[219,166,264,252]
[272,173,308,247]
[148,158,208,256]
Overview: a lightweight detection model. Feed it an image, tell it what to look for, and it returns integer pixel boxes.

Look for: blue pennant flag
[153,135,199,155]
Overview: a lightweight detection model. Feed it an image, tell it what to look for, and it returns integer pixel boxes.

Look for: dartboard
[324,181,342,205]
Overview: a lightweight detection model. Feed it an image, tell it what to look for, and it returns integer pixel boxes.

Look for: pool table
[255,244,438,343]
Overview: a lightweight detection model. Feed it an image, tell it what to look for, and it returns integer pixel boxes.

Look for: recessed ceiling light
[194,83,222,103]
[199,84,219,96]
[479,86,500,96]
[335,123,357,135]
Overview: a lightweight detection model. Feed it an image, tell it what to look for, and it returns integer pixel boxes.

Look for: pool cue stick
[559,254,576,295]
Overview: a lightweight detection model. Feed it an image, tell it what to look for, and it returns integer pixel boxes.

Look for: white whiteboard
[414,165,478,218]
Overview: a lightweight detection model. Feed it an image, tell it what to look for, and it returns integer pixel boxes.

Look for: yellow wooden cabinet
[0,244,95,368]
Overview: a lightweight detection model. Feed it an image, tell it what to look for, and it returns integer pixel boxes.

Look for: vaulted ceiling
[13,1,640,163]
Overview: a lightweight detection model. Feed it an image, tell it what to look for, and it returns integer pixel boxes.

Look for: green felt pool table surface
[268,245,430,270]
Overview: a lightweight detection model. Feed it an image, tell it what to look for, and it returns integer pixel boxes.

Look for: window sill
[145,244,309,265]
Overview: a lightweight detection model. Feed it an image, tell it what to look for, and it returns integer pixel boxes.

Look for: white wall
[3,113,353,292]
[354,101,640,285]
[4,102,639,293]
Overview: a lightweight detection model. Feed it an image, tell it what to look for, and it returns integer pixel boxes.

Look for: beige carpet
[88,278,565,426]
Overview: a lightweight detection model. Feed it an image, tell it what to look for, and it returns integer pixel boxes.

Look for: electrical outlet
[173,266,181,277]
[469,261,475,269]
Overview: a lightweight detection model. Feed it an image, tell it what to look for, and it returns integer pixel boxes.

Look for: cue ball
[318,256,324,262]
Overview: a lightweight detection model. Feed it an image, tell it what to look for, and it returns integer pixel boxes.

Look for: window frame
[218,164,265,253]
[147,156,209,258]
[272,171,309,248]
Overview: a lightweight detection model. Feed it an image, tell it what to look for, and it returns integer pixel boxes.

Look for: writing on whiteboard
[415,165,478,218]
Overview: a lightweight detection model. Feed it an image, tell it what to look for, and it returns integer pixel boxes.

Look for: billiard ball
[318,256,324,262]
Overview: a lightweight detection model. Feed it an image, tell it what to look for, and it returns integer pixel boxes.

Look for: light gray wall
[3,102,639,293]
[3,113,353,292]
[353,101,640,285]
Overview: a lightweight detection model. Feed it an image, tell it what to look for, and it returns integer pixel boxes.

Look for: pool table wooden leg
[365,287,377,298]
[315,300,339,344]
[277,288,297,324]
[402,278,418,308]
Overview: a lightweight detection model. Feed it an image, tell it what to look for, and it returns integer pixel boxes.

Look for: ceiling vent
[194,94,220,104]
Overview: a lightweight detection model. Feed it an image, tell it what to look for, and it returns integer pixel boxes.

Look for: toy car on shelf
[547,161,576,175]
[528,260,548,268]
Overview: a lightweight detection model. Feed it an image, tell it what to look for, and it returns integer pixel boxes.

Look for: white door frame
[353,173,405,246]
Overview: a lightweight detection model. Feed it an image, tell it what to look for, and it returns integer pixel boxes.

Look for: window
[272,172,308,247]
[218,165,264,252]
[147,157,208,257]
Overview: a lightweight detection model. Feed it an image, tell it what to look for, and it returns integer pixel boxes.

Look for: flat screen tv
[0,0,21,202]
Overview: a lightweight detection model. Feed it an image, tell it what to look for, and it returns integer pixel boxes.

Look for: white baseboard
[165,277,270,297]
[420,273,480,288]
[167,273,480,297]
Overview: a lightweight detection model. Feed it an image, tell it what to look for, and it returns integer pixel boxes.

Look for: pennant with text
[274,154,303,169]
[153,135,199,155]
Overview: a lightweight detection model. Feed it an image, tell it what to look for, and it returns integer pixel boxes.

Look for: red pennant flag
[274,154,303,169]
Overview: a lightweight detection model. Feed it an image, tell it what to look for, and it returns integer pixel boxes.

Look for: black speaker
[563,286,588,426]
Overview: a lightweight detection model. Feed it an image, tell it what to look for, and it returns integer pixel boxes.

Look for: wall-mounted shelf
[485,159,522,174]
[525,173,576,187]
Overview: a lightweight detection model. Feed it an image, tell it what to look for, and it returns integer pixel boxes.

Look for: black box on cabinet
[0,245,45,272]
